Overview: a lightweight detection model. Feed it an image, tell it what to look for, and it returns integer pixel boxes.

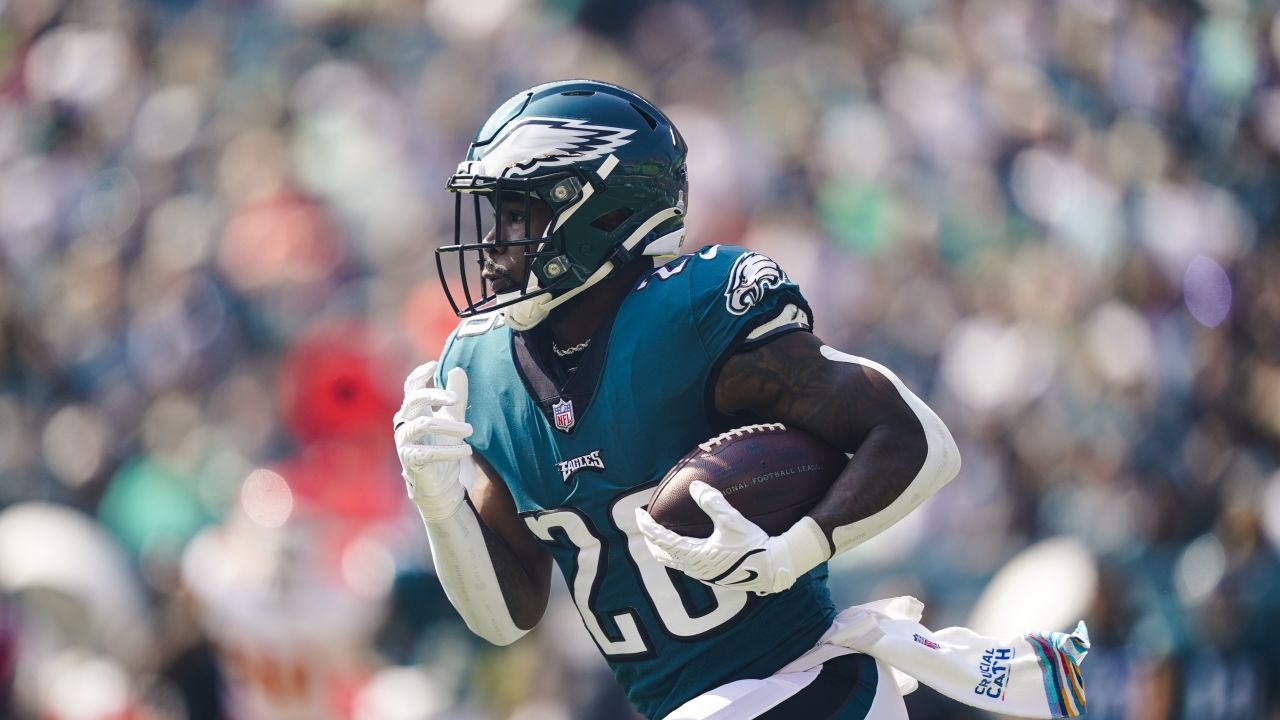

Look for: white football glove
[394,361,473,521]
[634,480,832,596]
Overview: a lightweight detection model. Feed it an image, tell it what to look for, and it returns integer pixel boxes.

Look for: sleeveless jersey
[438,244,836,719]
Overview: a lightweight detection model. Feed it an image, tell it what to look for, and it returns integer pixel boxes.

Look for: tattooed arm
[713,331,961,554]
[634,329,959,593]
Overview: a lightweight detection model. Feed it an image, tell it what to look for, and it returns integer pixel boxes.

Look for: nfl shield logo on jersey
[553,398,575,432]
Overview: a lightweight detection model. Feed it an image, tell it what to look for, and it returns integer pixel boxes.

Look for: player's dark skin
[470,197,930,630]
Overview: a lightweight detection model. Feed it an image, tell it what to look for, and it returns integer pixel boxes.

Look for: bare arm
[714,330,959,552]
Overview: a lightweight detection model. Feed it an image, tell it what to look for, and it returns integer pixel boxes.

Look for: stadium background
[1,0,1278,717]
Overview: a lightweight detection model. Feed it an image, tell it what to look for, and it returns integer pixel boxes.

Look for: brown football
[648,423,847,538]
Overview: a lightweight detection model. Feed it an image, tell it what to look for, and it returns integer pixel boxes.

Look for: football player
[398,79,962,719]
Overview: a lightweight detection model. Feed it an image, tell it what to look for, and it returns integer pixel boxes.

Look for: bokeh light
[341,534,396,600]
[240,469,294,529]
[40,404,108,489]
[1183,254,1233,328]
[1175,533,1227,605]
[1083,301,1157,387]
[131,85,203,162]
[24,27,131,107]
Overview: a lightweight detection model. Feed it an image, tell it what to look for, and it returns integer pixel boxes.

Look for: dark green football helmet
[437,79,688,329]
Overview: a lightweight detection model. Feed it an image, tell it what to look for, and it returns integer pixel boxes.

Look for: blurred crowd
[1,0,1278,718]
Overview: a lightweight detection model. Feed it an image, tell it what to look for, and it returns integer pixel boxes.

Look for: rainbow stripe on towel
[1026,622,1090,718]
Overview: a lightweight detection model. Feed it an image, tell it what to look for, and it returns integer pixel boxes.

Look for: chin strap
[500,206,683,330]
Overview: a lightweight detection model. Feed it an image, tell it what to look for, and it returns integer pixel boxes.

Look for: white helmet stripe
[551,154,619,234]
[538,206,682,308]
[497,206,683,330]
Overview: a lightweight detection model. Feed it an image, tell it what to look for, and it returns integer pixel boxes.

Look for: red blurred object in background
[276,442,402,524]
[278,321,401,445]
[277,321,405,522]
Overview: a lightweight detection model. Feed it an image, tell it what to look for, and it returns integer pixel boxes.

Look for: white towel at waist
[777,596,1090,719]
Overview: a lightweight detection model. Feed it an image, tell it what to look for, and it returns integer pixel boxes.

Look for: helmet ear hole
[590,208,634,232]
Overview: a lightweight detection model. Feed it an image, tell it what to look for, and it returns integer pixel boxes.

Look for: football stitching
[697,423,786,454]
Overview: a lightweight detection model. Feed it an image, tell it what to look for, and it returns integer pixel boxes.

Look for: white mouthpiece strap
[643,227,686,256]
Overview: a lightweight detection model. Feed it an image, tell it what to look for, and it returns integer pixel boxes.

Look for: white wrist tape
[820,345,962,553]
[419,496,528,646]
[776,516,834,582]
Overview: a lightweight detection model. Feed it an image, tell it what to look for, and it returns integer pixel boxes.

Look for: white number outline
[524,506,653,659]
[455,311,506,338]
[636,245,721,290]
[523,485,750,659]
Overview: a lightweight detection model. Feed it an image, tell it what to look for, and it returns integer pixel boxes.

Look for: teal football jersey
[438,244,836,719]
